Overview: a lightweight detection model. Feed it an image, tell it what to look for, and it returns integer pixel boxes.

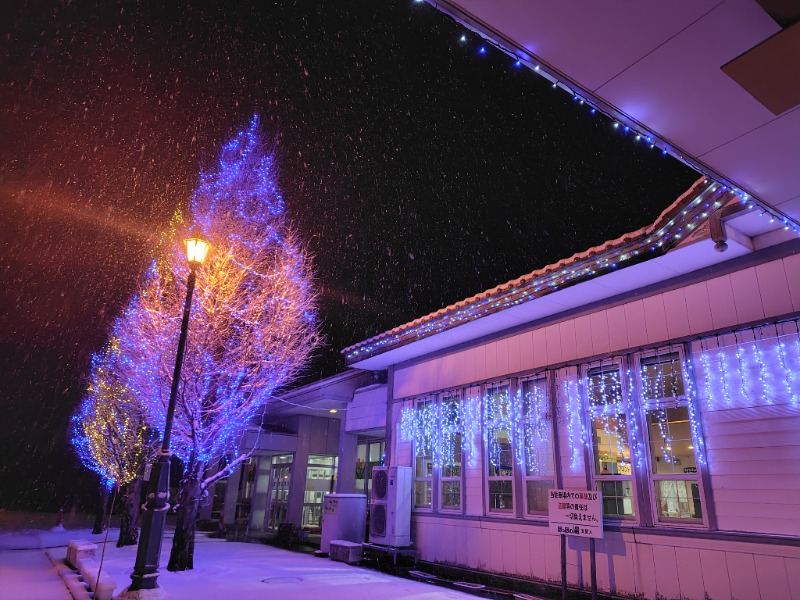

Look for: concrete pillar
[336,415,358,494]
[249,455,271,530]
[286,417,310,527]
[222,466,241,527]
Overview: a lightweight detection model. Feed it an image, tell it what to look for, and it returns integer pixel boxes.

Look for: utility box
[369,466,412,547]
[329,540,362,564]
[320,493,367,554]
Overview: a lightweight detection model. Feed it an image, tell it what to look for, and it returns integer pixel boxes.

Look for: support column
[336,414,358,494]
[286,417,310,527]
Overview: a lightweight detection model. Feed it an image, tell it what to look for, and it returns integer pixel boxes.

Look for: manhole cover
[261,577,304,584]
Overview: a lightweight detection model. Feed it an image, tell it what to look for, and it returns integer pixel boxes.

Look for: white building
[340,176,800,600]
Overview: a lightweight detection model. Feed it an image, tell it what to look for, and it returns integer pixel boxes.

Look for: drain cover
[261,577,303,584]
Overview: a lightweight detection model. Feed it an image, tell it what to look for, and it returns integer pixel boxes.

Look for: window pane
[441,481,461,509]
[521,378,554,477]
[521,379,548,417]
[586,365,623,407]
[415,454,432,479]
[596,480,635,516]
[442,433,462,478]
[641,352,685,401]
[591,413,632,476]
[525,480,554,514]
[646,406,697,475]
[414,480,431,508]
[442,394,460,425]
[522,425,554,477]
[369,442,383,463]
[442,392,462,477]
[487,428,513,477]
[488,480,513,511]
[655,480,702,520]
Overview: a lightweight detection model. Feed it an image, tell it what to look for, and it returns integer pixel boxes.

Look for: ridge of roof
[343,177,735,365]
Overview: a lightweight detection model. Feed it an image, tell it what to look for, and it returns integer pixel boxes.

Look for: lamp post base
[128,451,171,592]
[116,586,168,600]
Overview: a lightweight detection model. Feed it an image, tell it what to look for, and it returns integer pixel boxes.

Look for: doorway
[266,454,293,531]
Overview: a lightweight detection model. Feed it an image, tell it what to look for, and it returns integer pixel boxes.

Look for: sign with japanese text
[548,489,603,539]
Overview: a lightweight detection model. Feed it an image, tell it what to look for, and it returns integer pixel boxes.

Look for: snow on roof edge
[342,177,726,362]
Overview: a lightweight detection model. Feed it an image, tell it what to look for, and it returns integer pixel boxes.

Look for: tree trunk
[91,485,110,535]
[167,470,202,572]
[116,477,142,547]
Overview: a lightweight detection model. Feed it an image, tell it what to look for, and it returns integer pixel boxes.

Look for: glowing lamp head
[185,234,210,268]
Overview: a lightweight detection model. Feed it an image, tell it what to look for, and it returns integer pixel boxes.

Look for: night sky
[0,0,698,511]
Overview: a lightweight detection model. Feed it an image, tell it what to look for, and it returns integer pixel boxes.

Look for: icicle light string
[751,330,771,406]
[775,326,794,403]
[563,377,587,471]
[698,322,800,411]
[400,322,798,475]
[517,379,551,475]
[681,352,707,467]
[733,332,750,403]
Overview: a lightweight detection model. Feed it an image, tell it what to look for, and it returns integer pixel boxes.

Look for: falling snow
[0,0,698,510]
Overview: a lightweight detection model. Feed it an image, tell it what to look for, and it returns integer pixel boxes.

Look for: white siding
[345,384,387,433]
[411,515,800,600]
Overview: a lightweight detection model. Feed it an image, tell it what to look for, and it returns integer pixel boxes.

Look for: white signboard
[548,489,603,539]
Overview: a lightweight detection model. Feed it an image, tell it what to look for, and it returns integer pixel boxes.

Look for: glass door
[301,455,338,530]
[266,454,292,531]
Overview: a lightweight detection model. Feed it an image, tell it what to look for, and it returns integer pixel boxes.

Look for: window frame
[635,347,708,528]
[438,390,463,512]
[584,360,639,521]
[518,374,556,518]
[411,396,435,511]
[483,381,516,515]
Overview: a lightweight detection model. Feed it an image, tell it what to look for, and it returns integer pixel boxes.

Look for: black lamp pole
[129,265,198,591]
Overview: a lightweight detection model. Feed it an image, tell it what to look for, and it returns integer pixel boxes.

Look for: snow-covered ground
[0,522,484,600]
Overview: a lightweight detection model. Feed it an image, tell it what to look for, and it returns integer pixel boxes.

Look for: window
[519,377,555,514]
[412,398,434,509]
[266,454,292,531]
[301,455,337,529]
[639,351,703,522]
[439,392,462,510]
[485,384,514,512]
[355,437,385,498]
[586,363,636,518]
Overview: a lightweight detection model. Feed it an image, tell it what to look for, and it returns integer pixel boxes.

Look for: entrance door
[266,454,293,531]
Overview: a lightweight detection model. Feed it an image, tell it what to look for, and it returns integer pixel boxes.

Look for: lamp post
[128,234,210,593]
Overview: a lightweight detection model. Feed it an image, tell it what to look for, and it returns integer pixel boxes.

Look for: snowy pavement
[0,527,484,600]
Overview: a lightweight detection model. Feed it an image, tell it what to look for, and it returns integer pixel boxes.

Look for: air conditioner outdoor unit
[369,465,412,547]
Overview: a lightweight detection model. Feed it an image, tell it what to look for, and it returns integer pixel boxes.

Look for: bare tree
[71,337,158,546]
[116,116,321,570]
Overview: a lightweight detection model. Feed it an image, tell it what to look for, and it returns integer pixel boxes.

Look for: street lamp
[128,234,210,593]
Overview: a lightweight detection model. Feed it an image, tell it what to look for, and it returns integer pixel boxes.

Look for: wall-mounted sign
[548,489,603,539]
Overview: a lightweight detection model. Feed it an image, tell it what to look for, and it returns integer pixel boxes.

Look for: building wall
[412,515,800,600]
[346,383,387,432]
[389,251,800,600]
